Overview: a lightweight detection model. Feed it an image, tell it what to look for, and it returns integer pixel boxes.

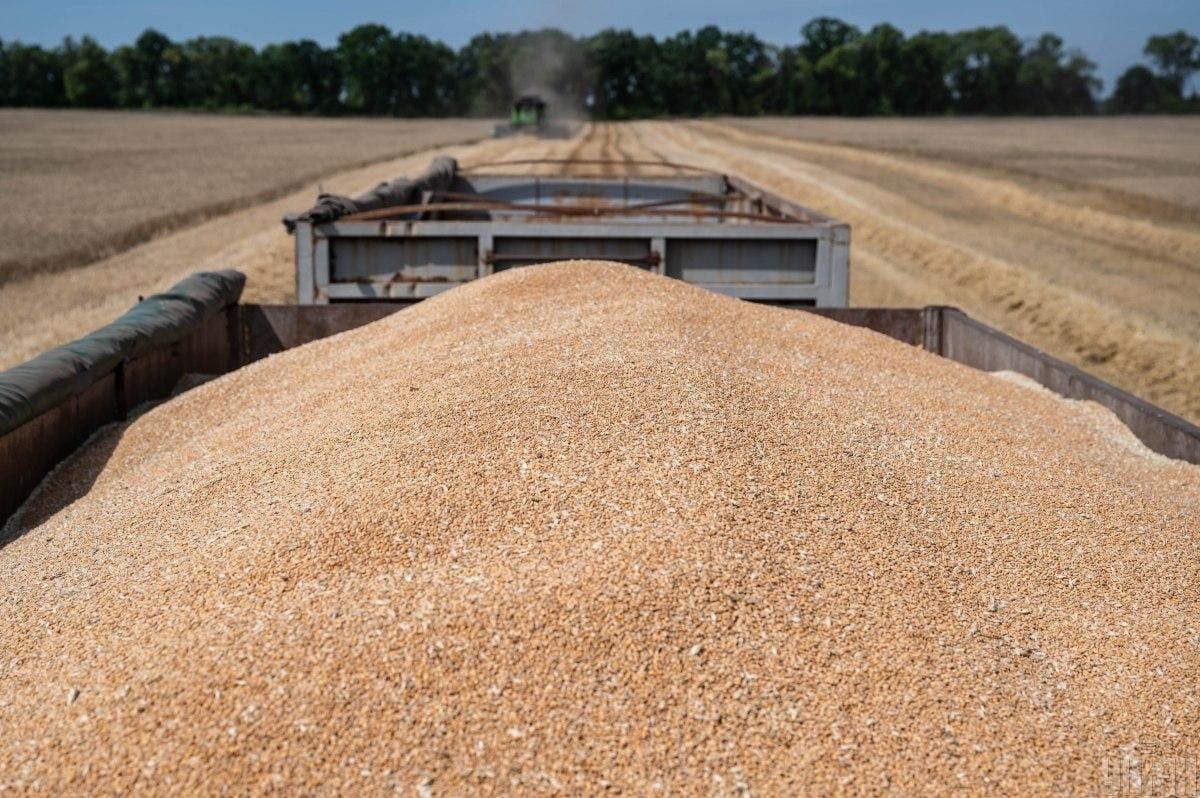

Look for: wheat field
[723,116,1200,216]
[0,110,491,284]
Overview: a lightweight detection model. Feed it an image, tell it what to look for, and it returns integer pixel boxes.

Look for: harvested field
[0,110,491,284]
[722,115,1200,217]
[2,262,1197,793]
[0,134,514,369]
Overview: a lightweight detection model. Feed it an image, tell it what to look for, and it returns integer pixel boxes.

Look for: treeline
[0,21,1197,117]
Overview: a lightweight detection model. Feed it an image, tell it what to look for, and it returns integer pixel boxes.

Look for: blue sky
[4,0,1198,95]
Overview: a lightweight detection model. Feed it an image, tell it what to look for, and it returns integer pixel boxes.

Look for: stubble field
[723,115,1200,215]
[1,112,1197,423]
[0,110,491,284]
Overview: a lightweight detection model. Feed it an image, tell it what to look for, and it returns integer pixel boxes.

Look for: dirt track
[3,120,1198,423]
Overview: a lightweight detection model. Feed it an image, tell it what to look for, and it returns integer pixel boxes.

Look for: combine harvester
[2,156,1199,522]
[492,94,573,138]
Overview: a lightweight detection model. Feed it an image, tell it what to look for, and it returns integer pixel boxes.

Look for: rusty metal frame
[306,219,838,303]
[459,157,713,175]
[296,164,851,307]
[341,200,795,224]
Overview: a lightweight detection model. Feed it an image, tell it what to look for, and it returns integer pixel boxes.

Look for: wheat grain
[1,262,1196,794]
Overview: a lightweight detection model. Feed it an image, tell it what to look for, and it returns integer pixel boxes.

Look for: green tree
[1017,33,1098,114]
[182,36,256,108]
[893,32,953,114]
[453,33,511,115]
[811,45,859,114]
[112,29,188,107]
[800,16,867,114]
[657,27,745,115]
[657,30,706,115]
[800,17,861,65]
[856,24,907,115]
[1109,65,1176,112]
[61,36,117,107]
[947,26,1023,113]
[589,29,662,119]
[338,25,463,116]
[0,41,64,106]
[719,31,774,115]
[1144,30,1199,96]
[392,33,458,115]
[337,24,395,115]
[704,45,733,114]
[761,45,813,114]
[1,21,1187,119]
[255,40,341,114]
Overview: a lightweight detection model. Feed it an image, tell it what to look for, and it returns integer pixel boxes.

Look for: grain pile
[2,262,1198,794]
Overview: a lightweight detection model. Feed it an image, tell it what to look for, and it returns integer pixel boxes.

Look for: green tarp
[0,270,245,437]
[282,156,458,232]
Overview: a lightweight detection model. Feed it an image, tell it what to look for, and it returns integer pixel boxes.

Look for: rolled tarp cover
[282,156,458,232]
[0,270,245,437]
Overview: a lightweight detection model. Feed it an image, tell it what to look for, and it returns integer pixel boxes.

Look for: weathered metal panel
[239,304,409,362]
[319,282,460,300]
[295,222,315,304]
[806,308,925,345]
[0,374,119,533]
[330,237,478,282]
[491,236,653,270]
[696,283,819,300]
[313,239,331,305]
[828,225,851,308]
[325,221,833,239]
[666,238,817,286]
[465,174,729,207]
[814,232,832,298]
[306,171,849,306]
[315,225,840,301]
[478,232,494,278]
[0,309,239,530]
[649,237,666,276]
[932,308,1200,464]
[119,312,234,407]
[724,174,835,224]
